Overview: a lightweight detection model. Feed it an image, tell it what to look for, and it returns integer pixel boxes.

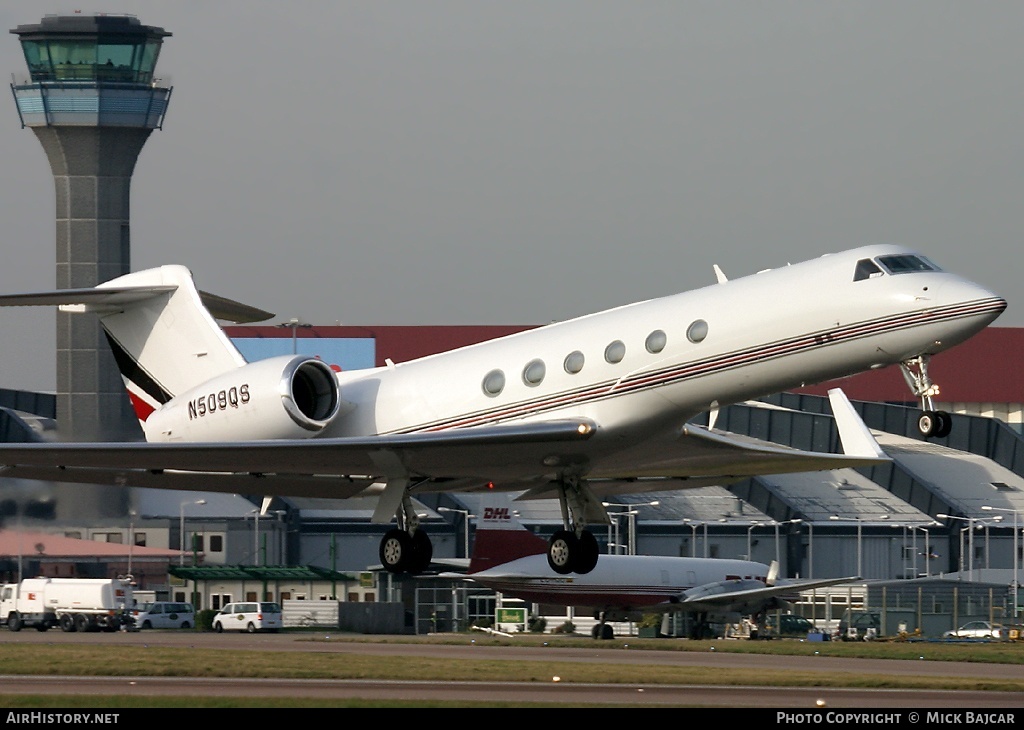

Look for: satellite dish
[34,542,45,554]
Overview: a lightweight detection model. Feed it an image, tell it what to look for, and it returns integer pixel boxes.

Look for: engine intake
[144,355,344,442]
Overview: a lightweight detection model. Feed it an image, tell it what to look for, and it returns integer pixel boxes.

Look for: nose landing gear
[900,355,952,438]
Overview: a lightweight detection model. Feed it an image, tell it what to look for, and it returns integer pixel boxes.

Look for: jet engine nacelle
[144,355,343,442]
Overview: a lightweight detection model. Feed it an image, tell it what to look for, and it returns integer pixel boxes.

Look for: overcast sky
[0,1,1020,393]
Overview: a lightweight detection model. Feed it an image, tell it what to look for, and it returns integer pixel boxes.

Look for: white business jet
[0,245,1005,576]
[440,494,857,639]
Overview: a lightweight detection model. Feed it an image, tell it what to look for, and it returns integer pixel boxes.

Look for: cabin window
[645,330,667,354]
[876,254,940,275]
[853,259,883,281]
[686,319,708,344]
[604,340,626,364]
[482,369,506,397]
[522,359,546,386]
[563,351,585,374]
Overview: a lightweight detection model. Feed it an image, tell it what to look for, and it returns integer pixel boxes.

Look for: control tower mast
[10,14,171,517]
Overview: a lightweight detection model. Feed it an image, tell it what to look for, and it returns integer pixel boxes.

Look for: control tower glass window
[19,37,161,84]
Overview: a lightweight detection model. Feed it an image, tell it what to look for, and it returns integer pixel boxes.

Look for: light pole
[807,522,814,579]
[683,519,703,558]
[249,509,262,566]
[908,521,940,578]
[938,513,983,581]
[602,501,659,555]
[747,521,763,561]
[127,509,137,577]
[277,317,312,354]
[437,507,474,558]
[179,499,207,566]
[772,519,801,568]
[983,505,1021,618]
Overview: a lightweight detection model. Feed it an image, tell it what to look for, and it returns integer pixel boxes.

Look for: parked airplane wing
[673,574,861,615]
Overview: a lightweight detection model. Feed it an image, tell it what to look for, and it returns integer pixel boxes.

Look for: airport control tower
[9,14,171,518]
[10,14,171,444]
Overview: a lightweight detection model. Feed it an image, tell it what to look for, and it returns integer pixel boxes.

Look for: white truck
[1,577,134,633]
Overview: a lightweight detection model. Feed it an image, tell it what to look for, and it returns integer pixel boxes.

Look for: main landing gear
[546,476,601,575]
[379,495,433,575]
[900,355,952,439]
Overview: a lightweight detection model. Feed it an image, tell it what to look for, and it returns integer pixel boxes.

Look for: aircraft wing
[0,418,600,500]
[670,575,861,615]
[0,390,887,509]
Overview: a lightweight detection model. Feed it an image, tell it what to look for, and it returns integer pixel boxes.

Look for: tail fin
[0,265,273,425]
[467,494,548,574]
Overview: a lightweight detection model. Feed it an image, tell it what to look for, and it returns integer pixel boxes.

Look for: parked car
[212,602,283,633]
[943,621,1001,639]
[132,601,195,629]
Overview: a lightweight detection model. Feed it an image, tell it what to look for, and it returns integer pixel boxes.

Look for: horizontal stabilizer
[0,284,273,324]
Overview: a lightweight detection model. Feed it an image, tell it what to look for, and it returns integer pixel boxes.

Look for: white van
[132,601,195,629]
[212,602,283,633]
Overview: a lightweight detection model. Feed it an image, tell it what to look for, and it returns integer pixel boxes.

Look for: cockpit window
[853,259,883,281]
[876,254,940,275]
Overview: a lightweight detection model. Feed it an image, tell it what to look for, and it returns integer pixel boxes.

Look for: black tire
[918,410,939,438]
[407,529,433,575]
[547,529,579,575]
[600,623,615,640]
[247,622,256,634]
[181,621,191,629]
[7,613,22,632]
[574,530,600,574]
[60,614,76,633]
[35,624,49,632]
[379,528,412,574]
[141,620,152,629]
[214,622,223,633]
[75,614,91,633]
[935,410,953,438]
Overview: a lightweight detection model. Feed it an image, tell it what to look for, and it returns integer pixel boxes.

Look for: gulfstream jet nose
[933,276,1007,344]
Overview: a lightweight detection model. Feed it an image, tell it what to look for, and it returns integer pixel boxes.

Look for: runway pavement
[0,629,1021,708]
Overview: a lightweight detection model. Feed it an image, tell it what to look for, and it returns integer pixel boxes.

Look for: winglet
[828,388,887,459]
[713,264,728,284]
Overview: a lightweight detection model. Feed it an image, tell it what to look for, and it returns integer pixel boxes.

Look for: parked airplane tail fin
[0,266,273,426]
[468,495,548,574]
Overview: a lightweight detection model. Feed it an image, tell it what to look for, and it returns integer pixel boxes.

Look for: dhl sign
[483,507,511,521]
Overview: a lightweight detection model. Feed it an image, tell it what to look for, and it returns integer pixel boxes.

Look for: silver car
[943,621,1001,639]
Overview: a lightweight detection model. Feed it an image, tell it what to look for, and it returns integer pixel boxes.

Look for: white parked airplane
[0,245,1005,576]
[439,495,856,639]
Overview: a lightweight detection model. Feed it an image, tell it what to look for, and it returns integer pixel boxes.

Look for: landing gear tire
[591,623,614,640]
[918,411,937,438]
[575,531,600,574]
[380,528,412,574]
[407,529,434,575]
[547,529,579,575]
[918,410,952,439]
